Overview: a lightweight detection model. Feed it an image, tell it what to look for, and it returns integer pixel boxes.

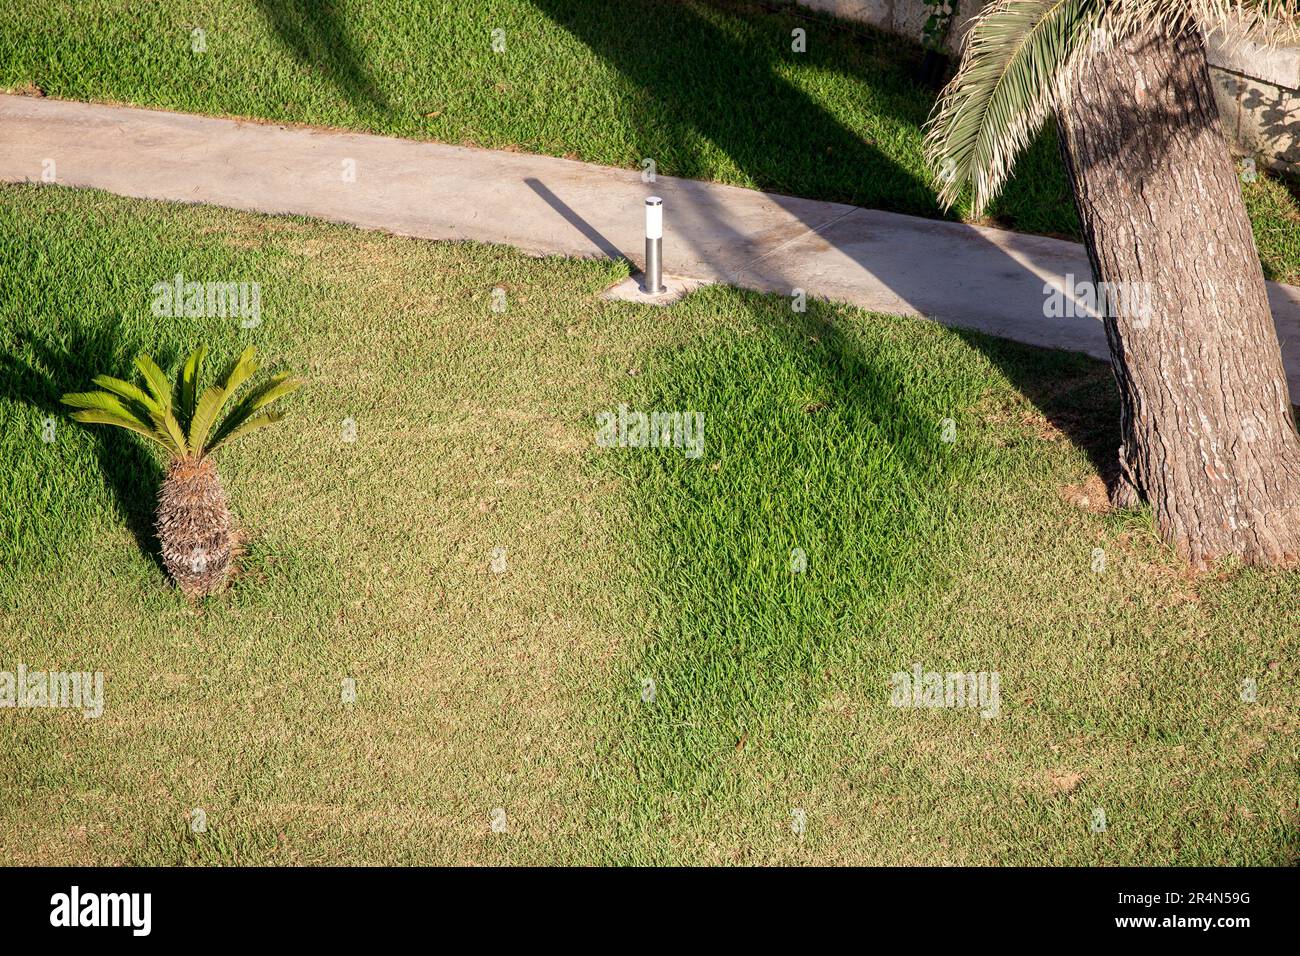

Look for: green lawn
[2,0,1297,282]
[2,183,1295,865]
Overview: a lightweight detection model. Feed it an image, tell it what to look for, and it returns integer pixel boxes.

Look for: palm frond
[187,346,262,455]
[207,373,303,452]
[92,374,159,416]
[145,408,187,457]
[187,385,231,456]
[928,0,1299,215]
[925,0,1103,216]
[135,354,188,455]
[134,354,173,410]
[207,408,288,452]
[64,344,296,460]
[61,389,154,430]
[1123,2,1300,44]
[63,408,171,450]
[221,346,260,397]
[64,373,180,456]
[178,345,208,431]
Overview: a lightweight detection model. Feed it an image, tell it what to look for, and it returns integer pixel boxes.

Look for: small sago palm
[61,345,301,598]
[926,1,1300,566]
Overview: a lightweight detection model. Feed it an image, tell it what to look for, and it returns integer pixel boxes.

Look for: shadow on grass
[251,0,390,116]
[0,323,173,572]
[528,0,1076,234]
[597,287,985,824]
[951,329,1122,487]
[526,0,1114,476]
[530,0,938,215]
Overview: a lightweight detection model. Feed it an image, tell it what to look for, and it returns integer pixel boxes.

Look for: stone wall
[794,0,981,55]
[1206,30,1300,174]
[793,0,1300,176]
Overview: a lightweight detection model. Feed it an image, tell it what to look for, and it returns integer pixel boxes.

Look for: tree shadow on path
[530,0,938,214]
[529,0,1125,487]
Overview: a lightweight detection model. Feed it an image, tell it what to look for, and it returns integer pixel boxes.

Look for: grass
[1,183,1296,865]
[1,0,1298,282]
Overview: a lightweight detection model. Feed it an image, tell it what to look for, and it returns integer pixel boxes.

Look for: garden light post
[643,196,664,295]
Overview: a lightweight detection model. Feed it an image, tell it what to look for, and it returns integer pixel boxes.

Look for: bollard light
[643,196,664,295]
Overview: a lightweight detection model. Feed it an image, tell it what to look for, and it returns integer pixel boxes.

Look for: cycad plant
[926,1,1300,566]
[61,346,301,597]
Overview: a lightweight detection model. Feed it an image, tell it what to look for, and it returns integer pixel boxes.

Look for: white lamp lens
[645,200,663,239]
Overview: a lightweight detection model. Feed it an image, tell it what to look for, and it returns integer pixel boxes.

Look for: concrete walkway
[4,94,1300,392]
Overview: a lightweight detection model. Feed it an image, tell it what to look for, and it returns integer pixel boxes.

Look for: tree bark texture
[1056,22,1300,567]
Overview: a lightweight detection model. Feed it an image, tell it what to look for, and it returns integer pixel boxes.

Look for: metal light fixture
[643,196,664,295]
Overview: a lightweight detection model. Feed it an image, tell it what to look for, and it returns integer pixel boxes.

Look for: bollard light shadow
[524,178,633,262]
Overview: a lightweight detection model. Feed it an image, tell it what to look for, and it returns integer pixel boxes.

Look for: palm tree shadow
[952,328,1124,488]
[529,0,937,214]
[252,0,390,116]
[527,0,1124,479]
[606,285,983,811]
[0,326,175,573]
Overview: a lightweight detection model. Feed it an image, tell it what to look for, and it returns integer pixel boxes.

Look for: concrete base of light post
[601,273,711,306]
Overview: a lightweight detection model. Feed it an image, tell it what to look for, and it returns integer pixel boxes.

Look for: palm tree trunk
[1056,22,1300,567]
[158,456,236,598]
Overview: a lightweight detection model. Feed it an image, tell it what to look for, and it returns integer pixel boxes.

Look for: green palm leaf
[66,409,172,449]
[207,408,288,451]
[145,408,187,457]
[187,385,231,456]
[187,346,261,454]
[207,373,303,452]
[61,389,153,428]
[221,346,260,396]
[64,344,296,460]
[60,389,172,450]
[134,354,188,455]
[177,345,208,431]
[188,345,266,457]
[134,354,173,409]
[926,0,1300,217]
[92,374,160,416]
[925,0,1102,216]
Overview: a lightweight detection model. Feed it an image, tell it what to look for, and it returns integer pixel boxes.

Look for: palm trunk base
[157,456,236,598]
[1107,457,1141,511]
